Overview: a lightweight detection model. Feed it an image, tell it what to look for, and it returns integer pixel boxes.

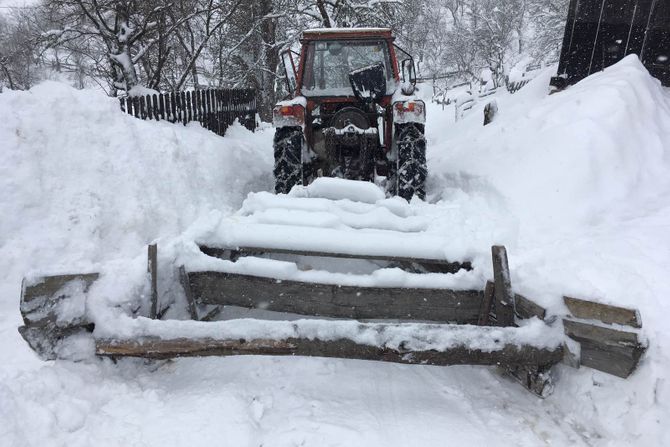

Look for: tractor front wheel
[273,127,303,194]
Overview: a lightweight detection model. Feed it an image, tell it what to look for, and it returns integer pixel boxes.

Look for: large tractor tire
[273,127,303,194]
[396,123,427,201]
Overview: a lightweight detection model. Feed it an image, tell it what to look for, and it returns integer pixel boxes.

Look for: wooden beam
[148,244,158,319]
[199,245,472,274]
[515,293,546,320]
[564,296,641,328]
[491,246,515,326]
[563,319,646,378]
[96,336,564,367]
[179,266,199,320]
[186,271,484,324]
[478,280,495,325]
[20,273,99,326]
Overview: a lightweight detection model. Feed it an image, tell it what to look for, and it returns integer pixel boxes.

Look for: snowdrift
[0,80,272,297]
[427,55,670,445]
[1,56,669,445]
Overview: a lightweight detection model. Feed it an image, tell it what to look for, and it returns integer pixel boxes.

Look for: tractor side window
[302,40,394,97]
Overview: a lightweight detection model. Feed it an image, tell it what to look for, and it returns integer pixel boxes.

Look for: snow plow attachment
[17,180,646,396]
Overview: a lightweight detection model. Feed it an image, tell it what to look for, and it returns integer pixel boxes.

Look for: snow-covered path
[2,57,670,445]
[2,356,595,446]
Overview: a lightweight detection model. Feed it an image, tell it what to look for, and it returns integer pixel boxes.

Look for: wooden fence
[506,79,532,94]
[120,88,256,137]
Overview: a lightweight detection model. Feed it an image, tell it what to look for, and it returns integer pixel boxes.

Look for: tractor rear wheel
[273,127,303,194]
[396,124,427,201]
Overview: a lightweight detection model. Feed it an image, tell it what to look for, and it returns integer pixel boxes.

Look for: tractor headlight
[393,100,425,124]
[273,104,305,128]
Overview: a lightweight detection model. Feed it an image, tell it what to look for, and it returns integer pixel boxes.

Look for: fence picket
[186,91,192,123]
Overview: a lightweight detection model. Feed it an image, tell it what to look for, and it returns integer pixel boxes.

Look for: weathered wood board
[19,273,99,360]
[515,293,546,320]
[148,244,158,319]
[186,271,484,324]
[563,319,646,378]
[199,245,472,274]
[564,296,641,328]
[492,245,515,326]
[96,336,564,367]
[20,273,99,326]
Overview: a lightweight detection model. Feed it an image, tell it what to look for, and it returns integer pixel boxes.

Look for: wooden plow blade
[17,241,646,396]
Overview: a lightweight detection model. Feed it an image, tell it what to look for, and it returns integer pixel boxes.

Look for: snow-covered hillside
[1,57,669,445]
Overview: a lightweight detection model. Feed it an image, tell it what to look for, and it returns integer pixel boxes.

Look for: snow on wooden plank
[564,296,641,328]
[95,336,564,367]
[198,223,465,264]
[199,245,471,273]
[187,271,483,323]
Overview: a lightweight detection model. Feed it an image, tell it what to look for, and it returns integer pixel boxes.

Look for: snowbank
[427,56,670,445]
[0,81,272,368]
[0,81,272,278]
[2,55,670,446]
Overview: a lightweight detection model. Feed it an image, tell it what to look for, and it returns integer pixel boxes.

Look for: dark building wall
[551,0,670,88]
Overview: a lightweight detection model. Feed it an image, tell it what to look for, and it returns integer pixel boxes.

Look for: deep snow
[1,56,669,445]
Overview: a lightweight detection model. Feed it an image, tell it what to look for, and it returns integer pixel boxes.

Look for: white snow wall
[0,81,273,327]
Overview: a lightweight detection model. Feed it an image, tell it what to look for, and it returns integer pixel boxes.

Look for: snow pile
[0,80,272,280]
[0,81,272,367]
[1,55,670,446]
[427,55,670,445]
[291,177,385,203]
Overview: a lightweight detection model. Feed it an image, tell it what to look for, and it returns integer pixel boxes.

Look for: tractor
[273,28,427,200]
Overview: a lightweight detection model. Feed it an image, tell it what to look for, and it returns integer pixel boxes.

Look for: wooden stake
[148,244,158,319]
[492,245,515,326]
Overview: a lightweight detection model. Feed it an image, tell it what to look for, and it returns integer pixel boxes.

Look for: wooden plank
[170,91,177,123]
[159,93,166,120]
[20,273,99,326]
[186,271,483,324]
[563,319,639,346]
[478,280,495,325]
[96,336,564,367]
[186,91,192,123]
[139,96,147,120]
[199,245,472,274]
[152,94,159,121]
[179,266,199,320]
[132,97,141,118]
[564,296,641,328]
[148,244,158,319]
[515,293,546,320]
[563,319,646,378]
[146,94,153,120]
[492,245,515,326]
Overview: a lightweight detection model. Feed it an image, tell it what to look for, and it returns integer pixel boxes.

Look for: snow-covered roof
[303,27,391,34]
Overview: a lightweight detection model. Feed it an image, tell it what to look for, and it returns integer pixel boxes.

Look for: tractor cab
[274,28,426,200]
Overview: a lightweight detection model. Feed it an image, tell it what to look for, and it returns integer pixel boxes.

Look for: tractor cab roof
[302,28,394,41]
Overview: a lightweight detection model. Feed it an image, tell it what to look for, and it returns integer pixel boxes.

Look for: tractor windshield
[302,40,395,97]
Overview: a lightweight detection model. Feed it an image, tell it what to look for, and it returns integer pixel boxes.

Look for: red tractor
[273,28,426,200]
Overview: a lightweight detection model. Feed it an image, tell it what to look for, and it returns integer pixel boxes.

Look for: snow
[127,85,160,97]
[95,315,561,353]
[303,27,391,34]
[293,177,385,203]
[2,56,670,445]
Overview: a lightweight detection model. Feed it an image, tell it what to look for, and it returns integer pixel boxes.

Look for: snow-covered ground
[1,56,669,445]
